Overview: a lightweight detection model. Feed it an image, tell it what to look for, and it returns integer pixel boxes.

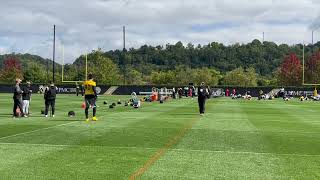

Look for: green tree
[150,71,175,85]
[126,69,143,85]
[191,68,221,86]
[222,67,258,87]
[23,62,46,83]
[174,66,192,85]
[245,67,258,86]
[88,50,121,85]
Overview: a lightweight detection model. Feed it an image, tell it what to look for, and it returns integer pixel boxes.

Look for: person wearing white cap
[197,82,209,116]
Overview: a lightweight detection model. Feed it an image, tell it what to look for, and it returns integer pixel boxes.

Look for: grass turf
[0,94,320,179]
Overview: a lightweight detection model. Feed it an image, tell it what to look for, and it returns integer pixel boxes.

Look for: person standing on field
[83,73,98,122]
[189,87,193,97]
[172,87,176,99]
[232,88,236,96]
[13,78,24,118]
[226,88,230,97]
[178,88,183,98]
[81,84,85,97]
[198,82,209,116]
[22,81,32,117]
[76,82,80,96]
[44,81,57,118]
[192,86,196,97]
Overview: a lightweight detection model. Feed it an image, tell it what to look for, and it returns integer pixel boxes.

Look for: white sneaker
[24,115,28,118]
[52,115,55,117]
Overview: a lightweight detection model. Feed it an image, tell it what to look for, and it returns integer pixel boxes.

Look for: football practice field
[0,94,319,179]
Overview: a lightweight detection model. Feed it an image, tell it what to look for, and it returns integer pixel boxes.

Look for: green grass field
[0,93,320,179]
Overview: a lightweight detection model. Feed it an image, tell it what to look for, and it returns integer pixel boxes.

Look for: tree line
[1,39,320,86]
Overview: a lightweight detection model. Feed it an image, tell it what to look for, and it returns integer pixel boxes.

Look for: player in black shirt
[44,81,58,117]
[13,78,23,118]
[22,82,32,117]
[197,82,209,116]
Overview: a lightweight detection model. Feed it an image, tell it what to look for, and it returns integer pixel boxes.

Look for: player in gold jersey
[83,73,98,122]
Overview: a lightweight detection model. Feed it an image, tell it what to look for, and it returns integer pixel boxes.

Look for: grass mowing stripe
[165,148,320,157]
[0,142,159,150]
[0,105,146,141]
[0,121,78,140]
[2,94,320,179]
[188,128,320,134]
[1,142,319,157]
[129,116,200,180]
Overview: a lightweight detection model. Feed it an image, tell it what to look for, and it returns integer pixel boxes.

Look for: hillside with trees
[0,54,61,84]
[1,39,320,86]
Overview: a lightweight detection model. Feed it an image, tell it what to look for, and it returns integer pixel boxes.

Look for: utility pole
[47,57,49,82]
[123,26,126,51]
[123,26,126,84]
[53,25,56,83]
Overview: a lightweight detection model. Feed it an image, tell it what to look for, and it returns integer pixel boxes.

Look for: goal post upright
[302,43,305,85]
[85,53,88,81]
[61,45,64,82]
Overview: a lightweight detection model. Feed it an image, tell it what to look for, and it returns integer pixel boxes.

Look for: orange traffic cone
[81,102,86,109]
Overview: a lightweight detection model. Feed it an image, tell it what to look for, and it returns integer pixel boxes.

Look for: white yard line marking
[0,121,78,140]
[0,112,112,141]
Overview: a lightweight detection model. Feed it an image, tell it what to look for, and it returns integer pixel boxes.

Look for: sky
[0,0,320,63]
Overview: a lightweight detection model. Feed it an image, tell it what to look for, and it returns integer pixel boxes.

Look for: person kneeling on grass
[83,73,98,122]
[44,81,57,118]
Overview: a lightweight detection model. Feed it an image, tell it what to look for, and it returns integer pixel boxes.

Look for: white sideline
[0,142,319,157]
[0,121,77,140]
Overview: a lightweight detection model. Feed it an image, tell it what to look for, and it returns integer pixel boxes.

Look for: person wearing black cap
[197,82,209,116]
[44,81,57,117]
[13,78,24,118]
